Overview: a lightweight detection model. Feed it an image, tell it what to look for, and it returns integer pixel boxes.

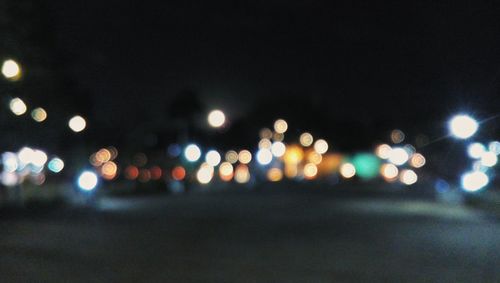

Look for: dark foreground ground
[1,187,499,283]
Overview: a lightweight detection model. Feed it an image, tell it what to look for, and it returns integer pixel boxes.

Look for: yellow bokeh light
[207,109,226,128]
[68,115,86,132]
[409,153,426,168]
[314,139,328,154]
[258,138,272,149]
[238,150,252,164]
[219,162,234,181]
[375,144,392,159]
[225,150,239,164]
[235,164,250,183]
[400,169,418,185]
[284,164,298,178]
[307,151,323,165]
[300,132,314,147]
[303,163,318,179]
[284,145,304,165]
[101,161,118,180]
[267,168,283,182]
[197,163,214,184]
[2,59,21,81]
[340,163,356,178]
[274,119,288,134]
[95,149,112,163]
[9,97,27,116]
[31,107,47,122]
[381,163,399,181]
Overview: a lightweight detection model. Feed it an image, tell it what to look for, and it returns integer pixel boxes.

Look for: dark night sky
[45,1,500,148]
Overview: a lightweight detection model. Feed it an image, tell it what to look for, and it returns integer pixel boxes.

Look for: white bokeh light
[184,144,201,162]
[207,110,226,128]
[68,115,87,132]
[2,59,21,79]
[77,171,98,191]
[205,150,221,167]
[449,115,478,139]
[461,171,489,192]
[388,147,409,166]
[467,143,485,159]
[256,148,273,165]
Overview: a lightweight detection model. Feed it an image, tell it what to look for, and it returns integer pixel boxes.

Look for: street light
[449,114,478,139]
[207,110,226,128]
[2,59,21,80]
[68,115,87,132]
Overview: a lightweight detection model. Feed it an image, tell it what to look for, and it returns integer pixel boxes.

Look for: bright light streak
[467,143,485,159]
[196,163,214,184]
[274,119,288,134]
[9,97,27,116]
[184,144,201,162]
[388,147,409,166]
[2,59,21,80]
[77,171,98,191]
[68,115,87,132]
[480,152,498,167]
[256,148,273,165]
[207,110,226,128]
[340,163,356,178]
[238,150,252,164]
[314,139,328,154]
[400,169,418,185]
[449,114,478,139]
[31,107,47,122]
[303,163,318,179]
[461,171,489,192]
[299,132,314,147]
[271,141,286,157]
[375,144,392,159]
[48,158,64,173]
[205,150,221,167]
[409,153,426,168]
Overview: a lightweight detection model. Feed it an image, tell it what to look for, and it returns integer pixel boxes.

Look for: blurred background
[0,1,499,282]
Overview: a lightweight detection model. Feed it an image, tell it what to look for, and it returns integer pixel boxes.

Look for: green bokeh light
[352,153,381,179]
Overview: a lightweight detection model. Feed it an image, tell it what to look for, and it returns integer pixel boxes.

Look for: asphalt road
[1,189,499,282]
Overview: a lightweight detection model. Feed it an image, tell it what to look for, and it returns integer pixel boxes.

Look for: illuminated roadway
[1,188,499,282]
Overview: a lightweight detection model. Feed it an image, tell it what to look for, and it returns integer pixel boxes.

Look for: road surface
[1,189,499,282]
